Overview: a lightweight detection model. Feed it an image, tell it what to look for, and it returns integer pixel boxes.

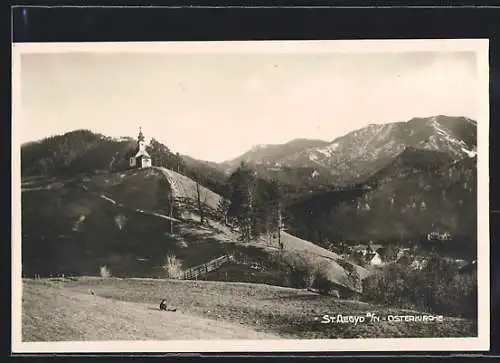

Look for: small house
[365,251,383,266]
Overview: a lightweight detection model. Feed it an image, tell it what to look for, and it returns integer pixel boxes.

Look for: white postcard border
[11,39,490,353]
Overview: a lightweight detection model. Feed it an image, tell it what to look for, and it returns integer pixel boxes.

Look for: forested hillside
[21,129,229,197]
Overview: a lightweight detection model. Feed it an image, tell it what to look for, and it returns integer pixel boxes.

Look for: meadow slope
[22,278,477,341]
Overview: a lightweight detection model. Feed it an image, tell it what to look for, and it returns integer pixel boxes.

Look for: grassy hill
[21,166,370,294]
[22,277,477,341]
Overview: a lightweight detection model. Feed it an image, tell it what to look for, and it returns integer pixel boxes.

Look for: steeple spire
[138,126,145,142]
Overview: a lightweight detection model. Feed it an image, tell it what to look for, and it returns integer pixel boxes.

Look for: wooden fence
[182,254,234,280]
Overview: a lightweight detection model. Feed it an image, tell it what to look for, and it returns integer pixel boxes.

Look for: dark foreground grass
[23,277,477,340]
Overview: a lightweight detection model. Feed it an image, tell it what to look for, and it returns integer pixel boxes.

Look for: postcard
[12,39,490,353]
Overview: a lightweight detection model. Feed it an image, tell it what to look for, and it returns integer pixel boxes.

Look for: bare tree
[278,206,283,250]
[196,182,205,224]
[169,192,174,233]
[217,198,230,225]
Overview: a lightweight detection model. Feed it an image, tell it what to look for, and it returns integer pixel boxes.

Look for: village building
[427,231,452,241]
[459,259,477,275]
[350,243,384,266]
[129,127,152,169]
[365,249,383,266]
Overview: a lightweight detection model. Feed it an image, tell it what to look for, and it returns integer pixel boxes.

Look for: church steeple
[138,126,145,142]
[137,126,147,153]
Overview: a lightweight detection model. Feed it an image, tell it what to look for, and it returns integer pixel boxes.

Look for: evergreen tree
[227,162,257,242]
[226,162,283,243]
[253,178,282,242]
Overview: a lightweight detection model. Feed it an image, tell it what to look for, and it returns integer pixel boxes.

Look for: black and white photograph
[12,39,489,352]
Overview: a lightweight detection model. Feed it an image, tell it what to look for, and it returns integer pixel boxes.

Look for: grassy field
[22,277,477,341]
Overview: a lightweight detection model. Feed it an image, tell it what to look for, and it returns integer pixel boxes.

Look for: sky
[19,45,479,162]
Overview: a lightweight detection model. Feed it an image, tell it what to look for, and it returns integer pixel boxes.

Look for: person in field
[159,299,167,311]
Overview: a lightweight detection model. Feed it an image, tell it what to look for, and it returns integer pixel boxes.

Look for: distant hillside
[365,147,454,188]
[285,150,477,259]
[181,154,227,176]
[179,154,231,198]
[228,115,477,186]
[223,138,330,170]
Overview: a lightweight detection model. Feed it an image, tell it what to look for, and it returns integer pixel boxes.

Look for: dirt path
[22,287,280,341]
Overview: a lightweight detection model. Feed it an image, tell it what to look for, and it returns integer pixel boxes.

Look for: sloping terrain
[22,277,477,341]
[21,167,369,292]
[155,167,223,212]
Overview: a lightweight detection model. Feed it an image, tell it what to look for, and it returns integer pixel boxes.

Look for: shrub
[114,214,127,230]
[162,254,184,279]
[362,256,477,318]
[311,261,336,295]
[272,251,316,289]
[99,265,111,278]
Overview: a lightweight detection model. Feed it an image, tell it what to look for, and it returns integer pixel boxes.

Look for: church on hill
[129,127,152,169]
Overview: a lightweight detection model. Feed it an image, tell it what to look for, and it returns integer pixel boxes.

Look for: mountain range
[220,115,477,187]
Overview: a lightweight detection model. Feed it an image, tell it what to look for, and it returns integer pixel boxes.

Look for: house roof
[366,251,380,262]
